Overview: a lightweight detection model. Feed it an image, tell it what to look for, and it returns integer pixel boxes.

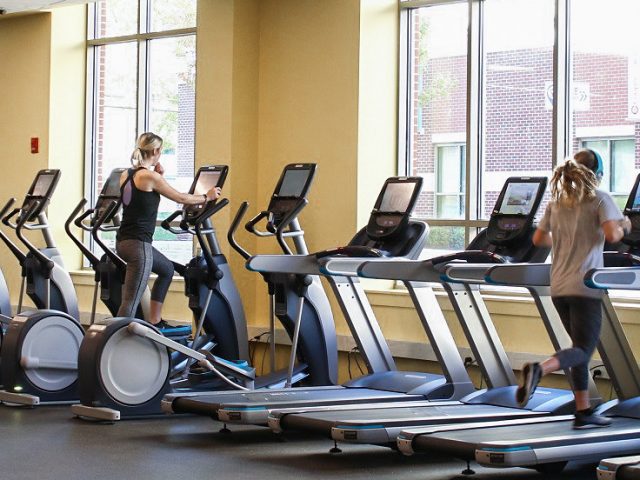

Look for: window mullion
[465,0,482,245]
[552,0,570,167]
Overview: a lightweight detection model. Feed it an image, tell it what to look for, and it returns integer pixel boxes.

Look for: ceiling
[0,0,96,16]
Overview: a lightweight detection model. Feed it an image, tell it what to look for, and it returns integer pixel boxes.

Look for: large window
[86,0,197,264]
[401,0,640,252]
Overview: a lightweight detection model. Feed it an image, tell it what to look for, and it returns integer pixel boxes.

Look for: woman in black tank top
[115,132,221,333]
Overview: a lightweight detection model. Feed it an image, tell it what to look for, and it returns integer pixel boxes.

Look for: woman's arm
[152,172,219,205]
[532,227,552,248]
[602,218,630,244]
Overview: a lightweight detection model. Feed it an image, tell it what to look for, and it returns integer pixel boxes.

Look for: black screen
[32,173,56,197]
[379,182,417,213]
[277,169,311,197]
[498,182,541,215]
[192,171,222,196]
[102,170,123,198]
[630,184,640,212]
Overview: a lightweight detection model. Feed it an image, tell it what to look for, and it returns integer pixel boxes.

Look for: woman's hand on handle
[205,187,222,202]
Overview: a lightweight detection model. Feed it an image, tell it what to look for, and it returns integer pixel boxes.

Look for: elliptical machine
[71,164,337,422]
[65,168,151,324]
[0,169,83,405]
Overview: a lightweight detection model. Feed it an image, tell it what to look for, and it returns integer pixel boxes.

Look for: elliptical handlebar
[65,198,101,268]
[0,198,26,264]
[90,200,127,270]
[160,210,185,235]
[15,200,55,273]
[228,201,251,260]
[275,198,308,256]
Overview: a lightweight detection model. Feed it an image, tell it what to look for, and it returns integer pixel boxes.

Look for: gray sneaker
[516,362,542,407]
[573,409,612,429]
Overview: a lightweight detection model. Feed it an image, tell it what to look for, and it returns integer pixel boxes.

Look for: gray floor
[0,405,595,480]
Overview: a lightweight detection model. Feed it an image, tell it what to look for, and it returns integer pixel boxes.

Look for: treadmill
[163,176,476,427]
[394,175,640,472]
[598,456,640,479]
[267,177,598,446]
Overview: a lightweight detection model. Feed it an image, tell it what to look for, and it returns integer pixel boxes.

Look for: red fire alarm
[30,137,39,154]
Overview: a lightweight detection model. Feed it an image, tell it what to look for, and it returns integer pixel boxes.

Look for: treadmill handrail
[485,262,551,286]
[586,266,640,290]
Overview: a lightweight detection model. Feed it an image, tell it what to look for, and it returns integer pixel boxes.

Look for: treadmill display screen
[192,170,222,196]
[102,169,124,198]
[379,182,416,213]
[631,185,640,212]
[32,173,56,197]
[277,169,311,197]
[498,182,540,215]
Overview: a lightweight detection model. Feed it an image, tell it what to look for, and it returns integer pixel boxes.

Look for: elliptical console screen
[498,182,541,215]
[102,169,124,198]
[31,173,57,198]
[277,169,312,198]
[192,170,222,196]
[379,182,417,213]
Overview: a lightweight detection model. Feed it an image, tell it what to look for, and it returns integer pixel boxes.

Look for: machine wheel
[98,324,170,406]
[21,313,84,392]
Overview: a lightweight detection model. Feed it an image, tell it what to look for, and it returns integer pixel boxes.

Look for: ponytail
[550,158,599,207]
[130,132,163,168]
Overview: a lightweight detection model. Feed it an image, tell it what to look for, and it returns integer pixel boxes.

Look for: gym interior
[1,1,639,479]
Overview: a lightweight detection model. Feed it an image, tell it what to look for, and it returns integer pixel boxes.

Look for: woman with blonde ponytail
[116,132,221,332]
[516,149,631,428]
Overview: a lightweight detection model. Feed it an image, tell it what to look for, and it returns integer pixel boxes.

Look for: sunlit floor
[0,404,596,480]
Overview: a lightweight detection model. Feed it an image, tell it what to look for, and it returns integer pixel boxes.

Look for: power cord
[248,331,270,366]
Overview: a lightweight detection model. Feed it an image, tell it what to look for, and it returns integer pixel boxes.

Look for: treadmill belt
[413,416,640,461]
[171,388,422,416]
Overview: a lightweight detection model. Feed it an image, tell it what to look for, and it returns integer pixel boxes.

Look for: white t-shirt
[538,189,623,298]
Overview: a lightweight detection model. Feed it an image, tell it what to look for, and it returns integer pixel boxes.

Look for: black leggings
[116,239,174,318]
[552,296,603,391]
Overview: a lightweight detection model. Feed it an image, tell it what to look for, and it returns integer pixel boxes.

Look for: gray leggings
[552,296,603,391]
[116,239,174,318]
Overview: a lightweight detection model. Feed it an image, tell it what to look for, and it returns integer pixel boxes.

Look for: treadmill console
[486,177,547,246]
[92,168,126,226]
[21,169,61,222]
[183,165,228,224]
[267,163,316,225]
[366,177,423,240]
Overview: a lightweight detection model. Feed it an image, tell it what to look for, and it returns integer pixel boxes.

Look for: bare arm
[602,217,630,244]
[154,174,221,205]
[532,227,552,248]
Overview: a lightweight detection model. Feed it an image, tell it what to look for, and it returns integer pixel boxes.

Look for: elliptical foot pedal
[0,390,40,406]
[71,404,121,422]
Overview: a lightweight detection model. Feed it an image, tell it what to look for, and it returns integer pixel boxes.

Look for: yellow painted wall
[0,13,51,305]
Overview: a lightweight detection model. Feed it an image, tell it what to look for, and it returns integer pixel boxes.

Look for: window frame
[84,1,197,264]
[398,0,571,244]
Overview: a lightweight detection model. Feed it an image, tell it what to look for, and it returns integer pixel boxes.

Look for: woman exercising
[517,149,631,428]
[116,132,221,331]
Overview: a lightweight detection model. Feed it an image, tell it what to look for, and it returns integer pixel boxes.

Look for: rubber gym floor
[0,404,600,479]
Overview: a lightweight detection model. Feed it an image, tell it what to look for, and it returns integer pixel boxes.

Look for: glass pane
[582,139,610,191]
[420,226,466,257]
[570,0,640,202]
[408,3,468,219]
[91,42,138,253]
[93,0,138,39]
[150,0,197,32]
[612,139,635,194]
[437,145,464,193]
[148,35,197,263]
[436,195,464,218]
[481,0,555,220]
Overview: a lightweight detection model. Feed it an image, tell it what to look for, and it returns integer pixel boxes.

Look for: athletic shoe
[573,409,612,429]
[154,319,186,333]
[516,362,542,407]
